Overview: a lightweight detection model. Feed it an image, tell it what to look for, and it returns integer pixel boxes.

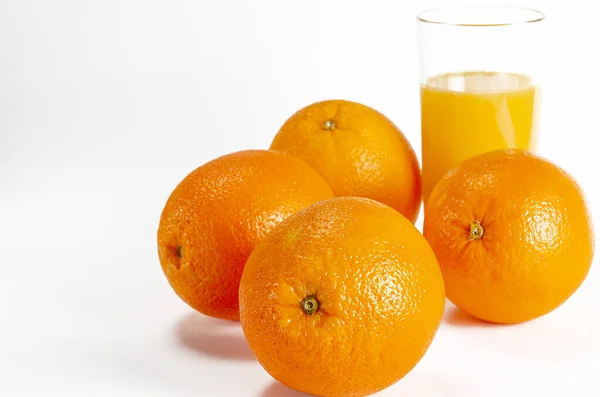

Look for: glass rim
[417,5,545,27]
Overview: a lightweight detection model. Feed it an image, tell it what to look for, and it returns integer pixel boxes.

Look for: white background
[1,1,598,396]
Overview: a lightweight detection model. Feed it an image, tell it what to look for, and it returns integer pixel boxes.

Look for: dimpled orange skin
[239,197,445,397]
[270,100,422,223]
[157,150,334,321]
[424,149,594,324]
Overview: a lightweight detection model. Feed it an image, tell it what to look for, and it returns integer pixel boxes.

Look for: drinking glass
[417,6,545,201]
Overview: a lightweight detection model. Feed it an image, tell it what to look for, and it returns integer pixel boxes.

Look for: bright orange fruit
[270,100,422,223]
[157,150,333,320]
[239,197,445,397]
[424,149,594,324]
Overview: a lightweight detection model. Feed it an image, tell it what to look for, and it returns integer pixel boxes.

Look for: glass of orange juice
[417,6,545,201]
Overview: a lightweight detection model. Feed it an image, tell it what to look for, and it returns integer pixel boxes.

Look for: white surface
[1,1,598,396]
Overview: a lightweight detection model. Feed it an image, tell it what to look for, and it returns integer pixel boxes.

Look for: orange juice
[421,71,538,201]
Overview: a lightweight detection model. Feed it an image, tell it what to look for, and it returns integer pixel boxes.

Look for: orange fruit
[239,197,445,397]
[157,150,334,320]
[424,149,594,324]
[270,100,422,223]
